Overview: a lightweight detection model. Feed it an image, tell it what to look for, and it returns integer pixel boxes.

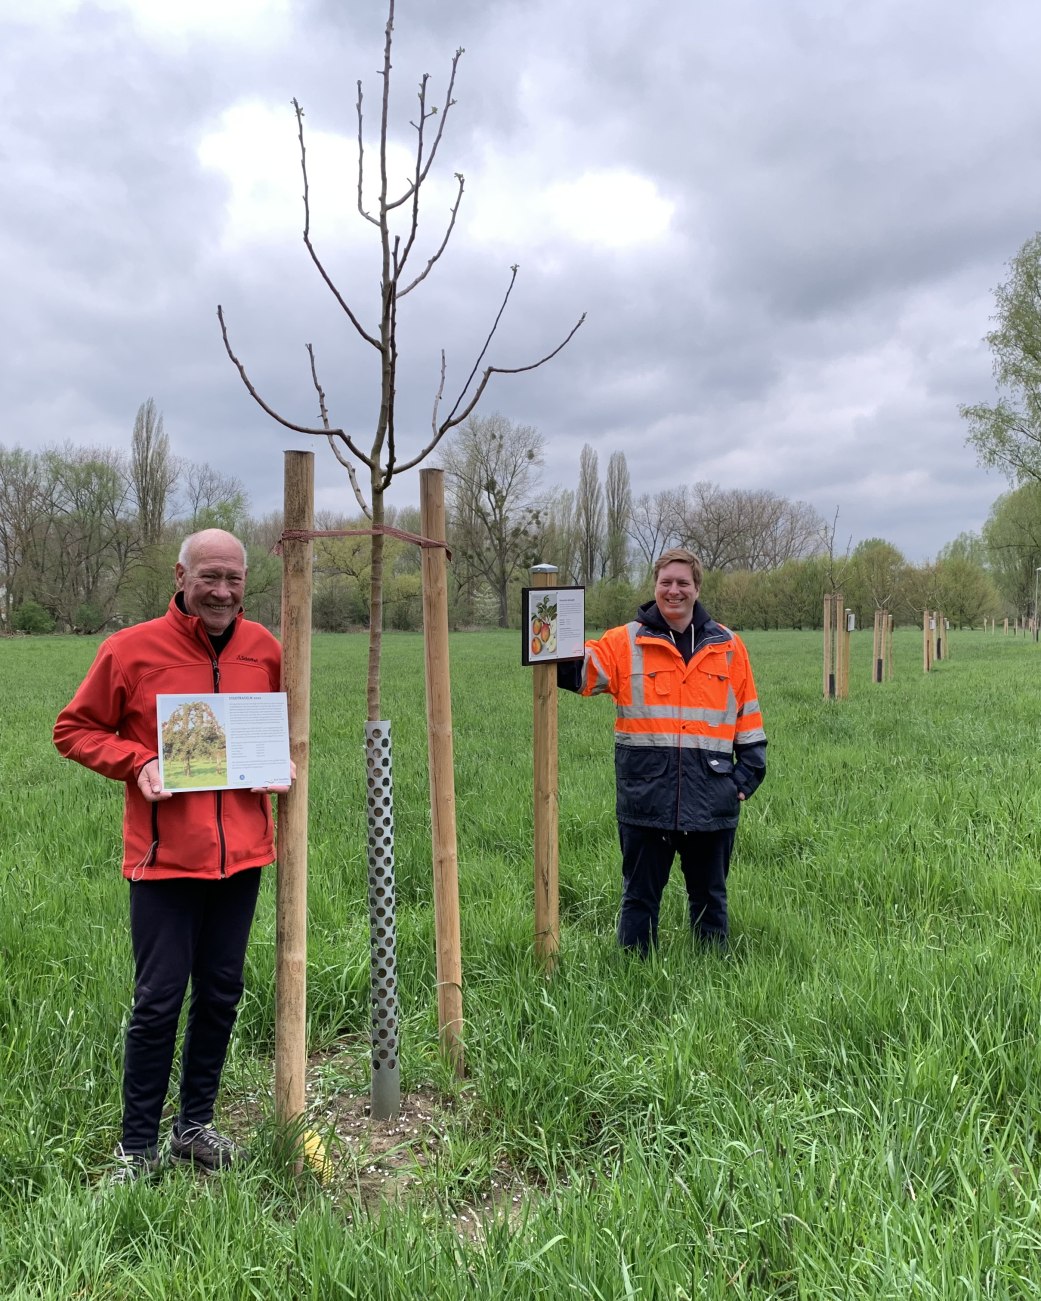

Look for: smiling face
[175,530,247,635]
[654,559,699,631]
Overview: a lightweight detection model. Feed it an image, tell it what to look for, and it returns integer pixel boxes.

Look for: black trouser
[122,868,262,1153]
[617,822,735,954]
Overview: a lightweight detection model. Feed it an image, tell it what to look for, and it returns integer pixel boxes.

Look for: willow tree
[217,0,583,1117]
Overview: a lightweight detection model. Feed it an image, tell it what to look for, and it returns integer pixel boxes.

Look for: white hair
[178,530,248,569]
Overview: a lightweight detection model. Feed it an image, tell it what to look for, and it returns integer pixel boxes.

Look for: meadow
[3,625,1041,1298]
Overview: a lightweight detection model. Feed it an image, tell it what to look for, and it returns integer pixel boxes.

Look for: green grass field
[4,626,1041,1298]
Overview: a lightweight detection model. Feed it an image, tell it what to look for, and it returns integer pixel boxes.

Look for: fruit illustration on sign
[530,593,558,658]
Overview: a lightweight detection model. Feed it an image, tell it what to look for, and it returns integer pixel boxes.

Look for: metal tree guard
[365,720,400,1119]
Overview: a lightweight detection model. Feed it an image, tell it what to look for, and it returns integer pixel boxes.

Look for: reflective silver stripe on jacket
[615,731,735,751]
[586,645,612,692]
[617,622,740,739]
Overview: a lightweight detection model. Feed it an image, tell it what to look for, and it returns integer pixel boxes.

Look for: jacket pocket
[616,746,672,823]
[696,752,740,823]
[645,670,674,698]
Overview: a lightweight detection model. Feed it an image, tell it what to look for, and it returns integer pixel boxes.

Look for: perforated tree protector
[365,721,400,1119]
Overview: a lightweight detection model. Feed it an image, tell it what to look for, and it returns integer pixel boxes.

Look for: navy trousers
[617,822,735,954]
[122,868,261,1153]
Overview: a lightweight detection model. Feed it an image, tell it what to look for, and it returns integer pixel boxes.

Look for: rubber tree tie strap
[274,526,451,560]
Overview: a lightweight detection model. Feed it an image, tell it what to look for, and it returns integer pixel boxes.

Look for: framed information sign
[157,692,291,792]
[520,585,586,666]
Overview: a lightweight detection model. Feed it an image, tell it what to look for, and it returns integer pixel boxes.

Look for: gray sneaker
[107,1143,162,1185]
[170,1121,246,1172]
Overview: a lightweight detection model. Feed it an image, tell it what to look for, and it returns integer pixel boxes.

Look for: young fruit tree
[217,0,584,1119]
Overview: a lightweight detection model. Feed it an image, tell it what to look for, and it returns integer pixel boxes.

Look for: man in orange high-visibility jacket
[559,547,766,954]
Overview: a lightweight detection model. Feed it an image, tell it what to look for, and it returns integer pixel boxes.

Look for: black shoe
[106,1143,162,1185]
[170,1121,246,1172]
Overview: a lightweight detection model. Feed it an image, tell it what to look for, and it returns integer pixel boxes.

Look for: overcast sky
[4,0,1039,563]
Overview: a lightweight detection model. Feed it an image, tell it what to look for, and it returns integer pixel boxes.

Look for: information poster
[521,586,586,665]
[156,693,291,792]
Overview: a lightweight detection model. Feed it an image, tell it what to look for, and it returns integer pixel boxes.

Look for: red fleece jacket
[53,597,282,881]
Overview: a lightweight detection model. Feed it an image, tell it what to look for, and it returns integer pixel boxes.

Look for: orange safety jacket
[53,596,282,881]
[573,601,767,831]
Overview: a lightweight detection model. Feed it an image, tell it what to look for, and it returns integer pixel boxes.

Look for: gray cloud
[2,0,1039,563]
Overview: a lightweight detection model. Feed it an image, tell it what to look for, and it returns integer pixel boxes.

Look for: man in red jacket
[54,529,292,1182]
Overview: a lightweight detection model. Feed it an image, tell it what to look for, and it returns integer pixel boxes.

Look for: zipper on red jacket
[212,655,228,877]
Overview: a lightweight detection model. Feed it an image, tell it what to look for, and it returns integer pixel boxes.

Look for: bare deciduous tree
[180,461,247,533]
[131,399,177,547]
[215,0,582,1120]
[217,0,583,718]
[541,488,581,585]
[672,483,825,572]
[575,444,604,584]
[627,489,679,578]
[441,412,544,627]
[603,450,632,583]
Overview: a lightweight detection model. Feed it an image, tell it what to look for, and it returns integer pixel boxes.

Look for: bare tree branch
[399,172,465,298]
[217,305,375,469]
[436,309,586,438]
[439,264,522,428]
[386,48,463,213]
[294,98,381,349]
[308,343,371,516]
[355,79,379,227]
[401,290,585,474]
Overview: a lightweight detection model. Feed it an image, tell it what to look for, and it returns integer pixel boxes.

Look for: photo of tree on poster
[160,698,229,789]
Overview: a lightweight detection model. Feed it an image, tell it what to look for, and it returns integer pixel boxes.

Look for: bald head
[175,530,248,635]
[178,529,247,570]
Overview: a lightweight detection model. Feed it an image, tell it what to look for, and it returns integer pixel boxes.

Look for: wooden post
[872,610,885,683]
[276,450,313,1158]
[531,563,559,967]
[419,469,464,1077]
[823,594,842,698]
[886,613,894,680]
[838,608,853,697]
[923,609,932,672]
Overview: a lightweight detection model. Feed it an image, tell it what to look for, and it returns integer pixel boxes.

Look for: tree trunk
[367,486,385,720]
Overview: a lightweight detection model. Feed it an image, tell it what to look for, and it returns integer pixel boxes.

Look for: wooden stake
[276,450,314,1155]
[923,609,932,672]
[886,612,894,680]
[872,610,884,683]
[419,469,464,1077]
[531,564,559,968]
[838,608,852,698]
[823,595,838,698]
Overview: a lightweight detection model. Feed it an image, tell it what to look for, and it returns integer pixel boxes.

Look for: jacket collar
[636,597,712,638]
[167,593,243,653]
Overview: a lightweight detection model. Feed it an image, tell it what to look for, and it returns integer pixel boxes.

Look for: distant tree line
[0,401,1026,638]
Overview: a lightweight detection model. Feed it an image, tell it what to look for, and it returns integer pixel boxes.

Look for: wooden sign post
[530,564,560,968]
[522,574,585,969]
[419,469,464,1077]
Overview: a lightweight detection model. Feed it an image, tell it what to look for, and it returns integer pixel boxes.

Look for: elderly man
[54,529,291,1181]
[560,547,767,954]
